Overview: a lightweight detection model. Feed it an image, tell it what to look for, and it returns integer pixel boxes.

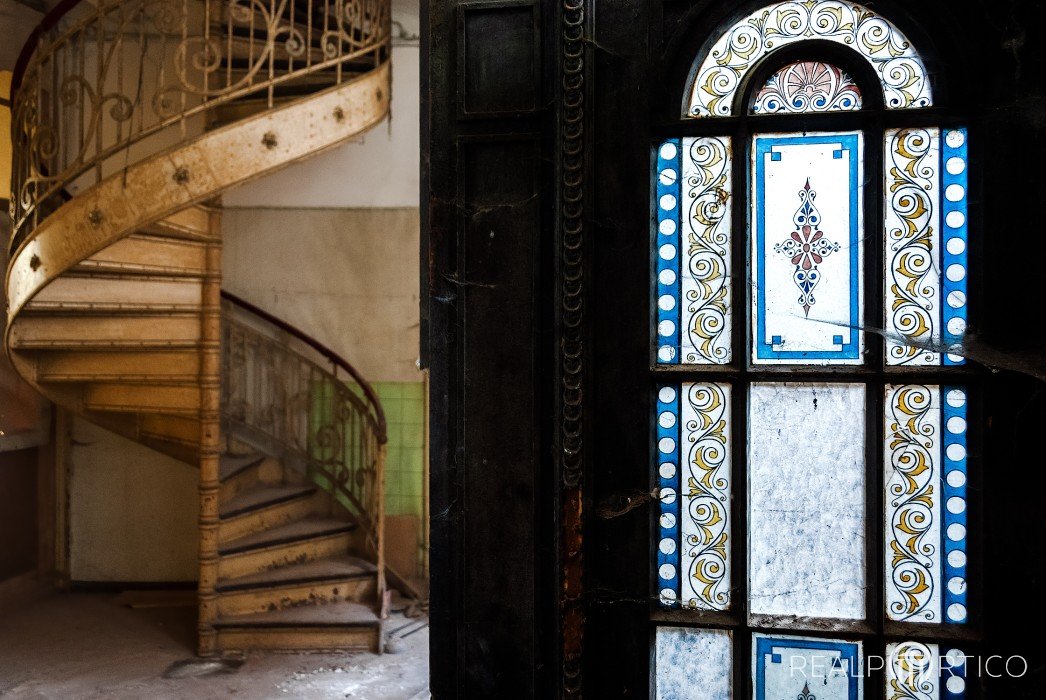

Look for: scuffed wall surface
[223,44,419,208]
[69,419,198,582]
[223,207,422,384]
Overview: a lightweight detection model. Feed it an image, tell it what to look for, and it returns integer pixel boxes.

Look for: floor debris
[0,593,428,699]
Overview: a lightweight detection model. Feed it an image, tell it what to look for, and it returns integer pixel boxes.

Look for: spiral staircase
[5,0,393,655]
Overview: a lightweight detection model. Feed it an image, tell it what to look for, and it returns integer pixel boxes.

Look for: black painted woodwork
[423,0,1046,696]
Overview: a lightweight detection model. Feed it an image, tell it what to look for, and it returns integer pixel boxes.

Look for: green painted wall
[374,381,426,518]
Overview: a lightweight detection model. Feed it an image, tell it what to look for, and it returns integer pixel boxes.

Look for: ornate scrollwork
[683,138,732,364]
[886,385,939,622]
[683,383,731,610]
[221,313,384,543]
[558,0,586,695]
[753,61,862,114]
[888,641,937,700]
[9,0,389,247]
[886,128,940,365]
[688,0,932,117]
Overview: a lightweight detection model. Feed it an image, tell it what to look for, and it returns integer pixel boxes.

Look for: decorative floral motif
[775,180,840,317]
[797,682,816,700]
[682,383,731,610]
[684,138,732,364]
[886,128,940,365]
[687,0,932,117]
[754,61,862,114]
[886,385,940,622]
[887,642,938,700]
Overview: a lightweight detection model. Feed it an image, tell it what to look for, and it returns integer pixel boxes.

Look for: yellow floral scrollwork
[684,138,731,364]
[683,383,730,610]
[886,385,940,622]
[887,128,940,365]
[689,0,932,117]
[887,641,937,700]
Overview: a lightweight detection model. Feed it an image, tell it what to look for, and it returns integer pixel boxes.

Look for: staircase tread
[217,554,377,591]
[220,484,317,519]
[215,601,379,628]
[219,517,356,555]
[219,454,266,482]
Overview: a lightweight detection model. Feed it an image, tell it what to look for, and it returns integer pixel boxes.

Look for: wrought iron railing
[221,291,387,601]
[9,0,390,251]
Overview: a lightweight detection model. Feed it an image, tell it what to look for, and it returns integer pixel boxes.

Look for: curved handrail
[9,0,391,251]
[221,289,387,442]
[11,0,84,95]
[221,290,391,603]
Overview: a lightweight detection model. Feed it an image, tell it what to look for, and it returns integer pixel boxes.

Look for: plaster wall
[222,207,422,383]
[68,419,198,582]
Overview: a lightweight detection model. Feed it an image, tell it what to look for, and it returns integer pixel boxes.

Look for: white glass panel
[680,383,731,610]
[655,627,732,700]
[686,0,932,117]
[753,633,863,700]
[749,384,866,619]
[885,385,943,622]
[680,137,732,364]
[751,133,864,365]
[885,128,942,365]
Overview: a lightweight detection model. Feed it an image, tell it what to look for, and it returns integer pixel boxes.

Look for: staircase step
[35,350,201,383]
[25,275,203,314]
[84,383,201,415]
[214,602,380,652]
[220,454,283,501]
[218,554,377,591]
[74,235,207,277]
[8,314,201,349]
[222,485,317,519]
[219,485,323,544]
[217,600,379,627]
[215,555,378,617]
[220,454,267,482]
[138,207,216,241]
[218,517,355,579]
[221,517,355,554]
[139,413,201,447]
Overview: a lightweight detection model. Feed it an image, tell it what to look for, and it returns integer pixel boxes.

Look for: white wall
[223,207,422,383]
[69,419,199,582]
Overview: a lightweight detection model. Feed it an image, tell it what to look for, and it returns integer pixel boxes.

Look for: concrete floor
[0,593,429,699]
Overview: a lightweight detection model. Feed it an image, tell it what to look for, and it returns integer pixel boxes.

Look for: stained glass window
[651,2,975,698]
[752,133,863,364]
[753,62,863,114]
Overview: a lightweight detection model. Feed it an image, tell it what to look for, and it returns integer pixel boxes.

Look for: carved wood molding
[558,0,586,695]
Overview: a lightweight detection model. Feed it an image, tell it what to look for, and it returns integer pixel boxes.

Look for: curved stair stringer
[4,63,391,463]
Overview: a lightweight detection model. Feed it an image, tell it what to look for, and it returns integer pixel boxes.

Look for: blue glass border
[942,387,969,623]
[941,129,969,366]
[754,133,862,361]
[943,647,968,699]
[754,634,862,700]
[656,140,683,365]
[656,384,682,606]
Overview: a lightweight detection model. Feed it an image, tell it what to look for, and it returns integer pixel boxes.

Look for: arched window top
[685,0,932,118]
[752,61,862,114]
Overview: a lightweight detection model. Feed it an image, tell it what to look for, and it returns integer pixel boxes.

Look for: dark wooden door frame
[423,0,1046,697]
